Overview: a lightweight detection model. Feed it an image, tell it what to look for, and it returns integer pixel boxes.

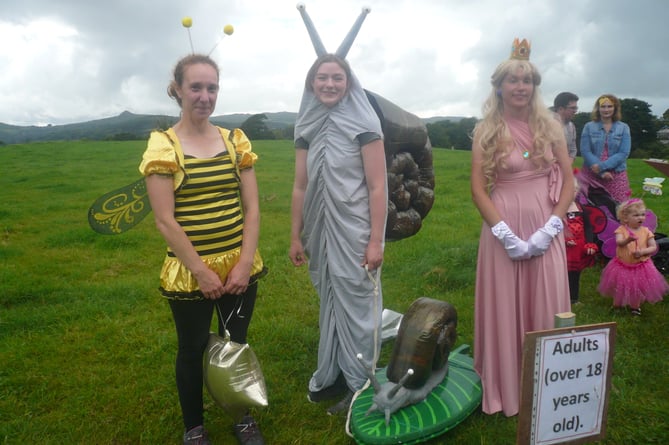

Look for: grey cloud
[1,0,668,126]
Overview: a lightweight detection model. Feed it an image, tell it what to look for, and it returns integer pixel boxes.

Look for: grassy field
[1,140,667,444]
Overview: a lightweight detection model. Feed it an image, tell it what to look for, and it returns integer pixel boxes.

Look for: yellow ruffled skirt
[158,249,266,300]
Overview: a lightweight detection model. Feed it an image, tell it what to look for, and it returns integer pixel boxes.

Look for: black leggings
[168,283,258,430]
[568,271,581,302]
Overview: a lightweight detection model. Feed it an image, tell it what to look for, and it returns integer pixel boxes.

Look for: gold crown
[510,38,531,60]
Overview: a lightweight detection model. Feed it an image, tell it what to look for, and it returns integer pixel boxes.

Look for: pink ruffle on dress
[474,117,571,416]
[598,226,668,307]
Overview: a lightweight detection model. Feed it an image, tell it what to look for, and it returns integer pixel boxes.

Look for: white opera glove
[491,221,531,261]
[528,215,564,257]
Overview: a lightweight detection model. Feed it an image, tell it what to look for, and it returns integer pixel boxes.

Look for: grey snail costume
[294,5,386,393]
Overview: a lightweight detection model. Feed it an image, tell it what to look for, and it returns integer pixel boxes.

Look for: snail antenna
[296,3,327,57]
[387,368,413,399]
[335,6,371,58]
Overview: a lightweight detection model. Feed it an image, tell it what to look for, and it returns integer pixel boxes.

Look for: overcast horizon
[2,0,668,127]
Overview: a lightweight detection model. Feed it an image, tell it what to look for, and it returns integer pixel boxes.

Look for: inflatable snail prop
[358,297,458,425]
[296,3,435,241]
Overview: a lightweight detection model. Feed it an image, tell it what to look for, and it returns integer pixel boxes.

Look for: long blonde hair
[473,59,562,188]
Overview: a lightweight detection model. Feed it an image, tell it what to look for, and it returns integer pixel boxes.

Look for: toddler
[598,198,668,315]
[564,176,598,304]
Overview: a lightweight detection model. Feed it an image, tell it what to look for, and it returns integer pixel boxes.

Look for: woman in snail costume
[289,5,388,415]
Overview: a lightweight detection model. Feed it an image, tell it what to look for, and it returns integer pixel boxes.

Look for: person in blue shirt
[579,94,632,202]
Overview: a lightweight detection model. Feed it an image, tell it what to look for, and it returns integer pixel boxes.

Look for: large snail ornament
[366,91,435,240]
[357,297,457,425]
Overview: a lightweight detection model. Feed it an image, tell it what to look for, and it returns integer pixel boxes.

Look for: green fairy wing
[88,178,152,234]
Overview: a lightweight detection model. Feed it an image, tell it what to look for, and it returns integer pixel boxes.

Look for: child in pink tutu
[598,198,669,315]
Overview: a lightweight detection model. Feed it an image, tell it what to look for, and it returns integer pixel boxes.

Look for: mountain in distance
[421,115,466,124]
[0,111,173,145]
[0,111,465,145]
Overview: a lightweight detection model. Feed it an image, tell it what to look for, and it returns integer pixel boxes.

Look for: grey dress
[294,72,387,392]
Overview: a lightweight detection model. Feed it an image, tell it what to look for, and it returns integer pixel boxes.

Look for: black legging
[568,271,581,302]
[168,283,258,430]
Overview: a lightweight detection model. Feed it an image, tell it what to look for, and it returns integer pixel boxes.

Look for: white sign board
[518,323,616,445]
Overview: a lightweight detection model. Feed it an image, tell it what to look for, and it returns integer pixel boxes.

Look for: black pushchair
[577,172,669,275]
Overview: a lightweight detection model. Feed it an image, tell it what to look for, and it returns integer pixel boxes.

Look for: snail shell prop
[365,91,435,240]
[358,297,457,425]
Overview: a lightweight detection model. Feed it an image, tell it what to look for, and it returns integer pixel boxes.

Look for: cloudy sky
[1,0,668,126]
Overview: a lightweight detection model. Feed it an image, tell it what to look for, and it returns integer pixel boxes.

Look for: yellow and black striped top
[157,151,265,300]
[139,127,264,300]
[170,153,243,259]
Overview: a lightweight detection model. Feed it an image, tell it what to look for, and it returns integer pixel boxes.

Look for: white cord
[365,264,381,369]
[345,264,381,432]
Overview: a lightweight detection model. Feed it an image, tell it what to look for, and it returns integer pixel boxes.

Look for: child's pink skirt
[598,257,668,308]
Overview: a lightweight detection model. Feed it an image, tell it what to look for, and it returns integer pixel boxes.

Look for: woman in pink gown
[470,39,574,416]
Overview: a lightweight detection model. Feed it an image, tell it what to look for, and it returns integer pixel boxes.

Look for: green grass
[1,140,667,444]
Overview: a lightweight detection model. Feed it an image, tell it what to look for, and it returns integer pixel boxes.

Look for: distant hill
[421,116,467,124]
[0,111,174,145]
[0,111,465,144]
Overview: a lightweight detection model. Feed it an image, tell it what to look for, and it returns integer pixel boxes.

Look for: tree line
[226,98,669,160]
[424,98,669,158]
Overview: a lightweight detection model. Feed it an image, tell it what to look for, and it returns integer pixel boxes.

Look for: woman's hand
[290,149,308,267]
[222,262,252,296]
[194,267,225,299]
[362,240,384,270]
[289,239,307,266]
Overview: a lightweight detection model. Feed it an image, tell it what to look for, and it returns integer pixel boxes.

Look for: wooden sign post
[517,323,616,444]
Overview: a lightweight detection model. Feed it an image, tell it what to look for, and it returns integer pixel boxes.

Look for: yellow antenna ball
[223,24,234,35]
[182,17,193,28]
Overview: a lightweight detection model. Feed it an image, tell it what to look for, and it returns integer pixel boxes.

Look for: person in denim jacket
[580,94,632,202]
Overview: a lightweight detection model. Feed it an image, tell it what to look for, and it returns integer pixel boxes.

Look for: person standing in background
[564,174,599,304]
[553,92,579,162]
[579,94,632,203]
